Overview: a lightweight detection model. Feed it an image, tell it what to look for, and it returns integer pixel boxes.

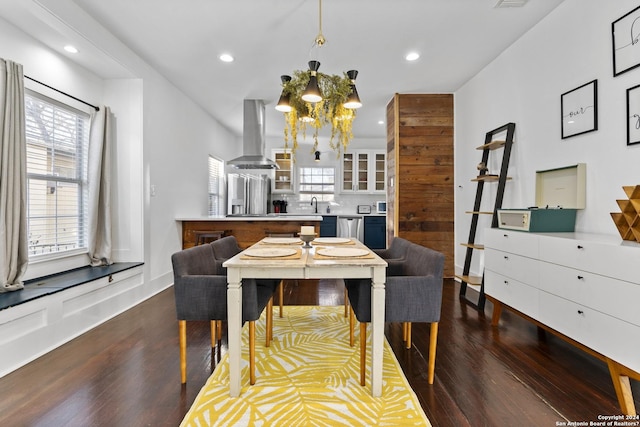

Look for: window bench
[0,262,145,378]
[0,263,144,311]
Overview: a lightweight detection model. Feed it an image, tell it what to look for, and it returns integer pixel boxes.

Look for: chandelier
[275,0,362,159]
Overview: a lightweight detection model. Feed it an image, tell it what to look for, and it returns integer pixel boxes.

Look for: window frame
[208,155,225,216]
[24,88,91,261]
[297,165,335,202]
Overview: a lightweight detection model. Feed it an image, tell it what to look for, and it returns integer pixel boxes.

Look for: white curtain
[87,107,114,266]
[0,59,27,292]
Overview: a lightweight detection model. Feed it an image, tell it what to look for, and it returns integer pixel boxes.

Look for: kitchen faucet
[311,197,318,214]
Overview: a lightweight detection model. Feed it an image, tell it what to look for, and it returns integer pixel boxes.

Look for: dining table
[223,236,387,398]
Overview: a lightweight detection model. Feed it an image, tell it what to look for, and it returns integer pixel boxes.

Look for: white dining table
[223,238,387,397]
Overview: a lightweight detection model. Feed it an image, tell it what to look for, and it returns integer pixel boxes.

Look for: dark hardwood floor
[1,279,637,426]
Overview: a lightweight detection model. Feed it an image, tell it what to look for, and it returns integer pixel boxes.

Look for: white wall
[0,3,240,375]
[454,0,640,277]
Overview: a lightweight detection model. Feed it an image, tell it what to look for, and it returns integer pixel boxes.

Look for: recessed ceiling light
[405,52,420,61]
[64,45,78,54]
[219,53,234,63]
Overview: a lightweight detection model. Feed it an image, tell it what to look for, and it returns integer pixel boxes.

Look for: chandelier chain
[315,0,325,46]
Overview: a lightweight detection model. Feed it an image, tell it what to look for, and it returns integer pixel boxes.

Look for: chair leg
[266,297,273,347]
[279,280,284,318]
[210,320,217,348]
[179,320,187,384]
[250,321,256,385]
[344,287,349,317]
[428,322,439,384]
[349,306,355,347]
[359,322,367,386]
[405,322,412,349]
[216,320,222,344]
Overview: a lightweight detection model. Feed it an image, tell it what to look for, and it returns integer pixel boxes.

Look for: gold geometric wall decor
[610,185,640,243]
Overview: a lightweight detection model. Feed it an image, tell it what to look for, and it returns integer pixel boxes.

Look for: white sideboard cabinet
[484,228,640,415]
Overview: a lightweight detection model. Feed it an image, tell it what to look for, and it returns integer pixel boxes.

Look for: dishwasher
[337,215,363,241]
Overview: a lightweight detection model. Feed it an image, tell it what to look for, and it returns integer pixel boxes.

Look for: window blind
[208,156,224,216]
[25,90,90,257]
[298,166,335,202]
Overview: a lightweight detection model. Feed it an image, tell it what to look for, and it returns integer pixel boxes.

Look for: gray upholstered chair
[373,236,412,277]
[346,241,444,386]
[211,235,280,345]
[171,243,273,385]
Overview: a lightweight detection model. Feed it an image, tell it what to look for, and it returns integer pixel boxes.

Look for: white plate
[316,247,369,257]
[244,248,297,258]
[314,237,351,244]
[262,237,301,244]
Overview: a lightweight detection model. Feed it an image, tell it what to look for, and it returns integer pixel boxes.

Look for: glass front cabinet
[341,150,386,193]
[271,149,294,193]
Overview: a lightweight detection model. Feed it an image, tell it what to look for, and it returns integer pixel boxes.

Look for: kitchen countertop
[176,215,323,221]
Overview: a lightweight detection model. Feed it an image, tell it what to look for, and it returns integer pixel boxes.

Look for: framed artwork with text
[626,83,640,145]
[561,79,598,139]
[612,5,640,77]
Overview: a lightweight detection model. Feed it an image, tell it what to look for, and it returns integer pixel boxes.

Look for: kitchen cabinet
[319,215,337,237]
[364,216,386,249]
[271,149,294,193]
[341,150,385,194]
[484,228,640,415]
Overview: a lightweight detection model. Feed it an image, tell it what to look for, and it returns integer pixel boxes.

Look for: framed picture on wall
[561,79,598,139]
[612,5,640,77]
[626,83,640,145]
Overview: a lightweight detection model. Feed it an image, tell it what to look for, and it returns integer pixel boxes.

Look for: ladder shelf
[456,122,515,311]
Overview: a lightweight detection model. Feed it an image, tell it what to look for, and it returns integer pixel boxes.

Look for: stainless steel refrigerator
[227,173,271,215]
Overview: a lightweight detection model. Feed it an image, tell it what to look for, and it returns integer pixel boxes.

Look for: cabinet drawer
[485,248,539,287]
[539,262,640,327]
[485,270,538,319]
[538,291,640,373]
[538,234,640,284]
[484,228,539,258]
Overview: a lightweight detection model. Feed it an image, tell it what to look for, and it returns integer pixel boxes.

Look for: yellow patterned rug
[181,305,431,427]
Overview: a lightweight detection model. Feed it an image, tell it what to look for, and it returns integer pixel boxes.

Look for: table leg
[227,269,242,397]
[370,266,386,397]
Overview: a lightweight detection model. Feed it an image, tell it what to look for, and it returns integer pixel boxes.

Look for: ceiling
[0,0,566,141]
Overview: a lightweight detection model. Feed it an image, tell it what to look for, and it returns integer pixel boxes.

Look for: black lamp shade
[344,70,362,109]
[302,61,323,103]
[276,75,293,112]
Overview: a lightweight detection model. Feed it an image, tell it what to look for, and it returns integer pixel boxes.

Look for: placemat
[259,237,303,245]
[241,248,302,260]
[313,248,375,259]
[313,237,355,245]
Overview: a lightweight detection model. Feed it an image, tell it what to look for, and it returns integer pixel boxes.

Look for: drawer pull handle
[577,310,584,315]
[577,275,584,280]
[503,234,508,238]
[577,245,584,249]
[504,280,509,285]
[503,256,509,260]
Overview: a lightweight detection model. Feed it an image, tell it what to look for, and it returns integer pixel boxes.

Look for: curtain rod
[24,75,100,112]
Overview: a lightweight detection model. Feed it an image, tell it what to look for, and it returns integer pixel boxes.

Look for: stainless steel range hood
[227,99,278,169]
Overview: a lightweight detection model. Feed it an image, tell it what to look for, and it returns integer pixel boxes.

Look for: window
[298,166,335,202]
[208,155,225,215]
[25,90,90,257]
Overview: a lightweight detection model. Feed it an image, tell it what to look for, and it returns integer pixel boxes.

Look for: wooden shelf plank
[455,275,483,286]
[476,140,509,150]
[471,176,512,182]
[460,243,484,250]
[465,211,493,215]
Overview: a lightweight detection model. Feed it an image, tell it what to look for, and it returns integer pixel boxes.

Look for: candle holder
[299,234,315,248]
